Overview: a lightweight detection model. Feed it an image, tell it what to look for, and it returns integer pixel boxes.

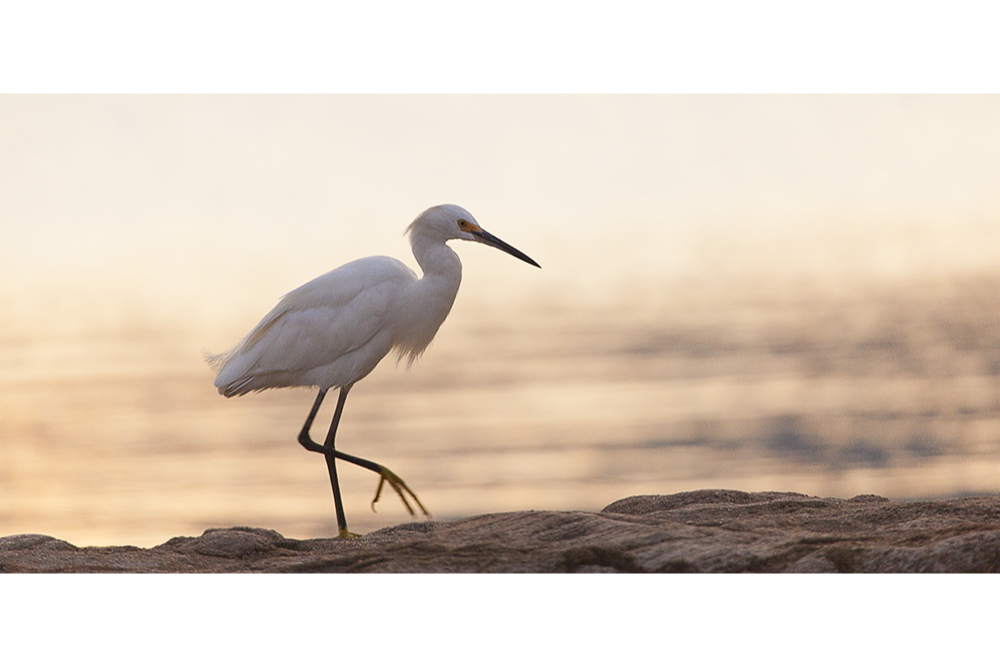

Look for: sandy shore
[2,490,998,572]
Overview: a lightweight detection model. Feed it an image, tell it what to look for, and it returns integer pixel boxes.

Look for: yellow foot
[371,465,430,518]
[337,528,361,539]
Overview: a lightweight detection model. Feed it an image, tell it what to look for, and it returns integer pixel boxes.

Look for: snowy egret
[208,204,540,537]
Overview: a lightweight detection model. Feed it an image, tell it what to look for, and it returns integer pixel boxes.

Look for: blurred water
[2,274,998,547]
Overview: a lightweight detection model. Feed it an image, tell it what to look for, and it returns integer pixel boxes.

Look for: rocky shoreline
[3,490,999,572]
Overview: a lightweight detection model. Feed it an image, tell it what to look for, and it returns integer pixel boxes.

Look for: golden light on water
[2,95,1000,547]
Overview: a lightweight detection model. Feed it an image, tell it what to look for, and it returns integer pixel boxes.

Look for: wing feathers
[209,257,414,397]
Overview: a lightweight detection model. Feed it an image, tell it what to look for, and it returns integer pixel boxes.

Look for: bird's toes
[371,466,429,517]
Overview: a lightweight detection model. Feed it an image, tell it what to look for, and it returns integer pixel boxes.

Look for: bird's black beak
[472,230,541,268]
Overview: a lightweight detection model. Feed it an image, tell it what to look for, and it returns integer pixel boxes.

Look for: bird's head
[407,204,541,268]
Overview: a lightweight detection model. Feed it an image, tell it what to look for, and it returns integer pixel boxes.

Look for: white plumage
[210,255,424,396]
[208,204,539,537]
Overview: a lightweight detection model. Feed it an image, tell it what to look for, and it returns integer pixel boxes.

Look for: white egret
[208,204,540,537]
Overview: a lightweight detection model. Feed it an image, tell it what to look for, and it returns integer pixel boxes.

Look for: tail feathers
[203,347,231,373]
[204,345,256,397]
[217,375,258,397]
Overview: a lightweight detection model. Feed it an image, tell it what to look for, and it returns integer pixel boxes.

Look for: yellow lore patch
[457,218,482,234]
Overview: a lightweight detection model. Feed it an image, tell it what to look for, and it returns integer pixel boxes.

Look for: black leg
[297,386,389,476]
[297,388,328,449]
[322,385,351,536]
[296,385,430,532]
[296,386,353,536]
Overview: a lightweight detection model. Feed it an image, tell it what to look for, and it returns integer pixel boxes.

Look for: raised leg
[297,386,429,537]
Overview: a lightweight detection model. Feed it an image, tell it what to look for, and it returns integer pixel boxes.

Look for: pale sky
[3,95,1000,343]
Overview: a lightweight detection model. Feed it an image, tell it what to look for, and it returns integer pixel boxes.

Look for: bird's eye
[457,219,469,230]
